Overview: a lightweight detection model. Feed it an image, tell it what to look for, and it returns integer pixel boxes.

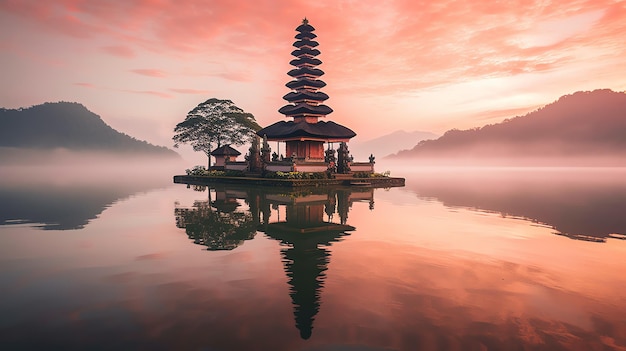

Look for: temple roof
[287,67,324,78]
[296,23,315,32]
[293,40,319,48]
[286,79,326,90]
[257,120,356,140]
[283,91,329,102]
[295,32,317,40]
[211,144,241,156]
[278,103,333,116]
[291,48,321,57]
[290,57,322,67]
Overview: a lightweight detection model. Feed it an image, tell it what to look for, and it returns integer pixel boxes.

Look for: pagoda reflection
[175,184,375,339]
[259,188,374,339]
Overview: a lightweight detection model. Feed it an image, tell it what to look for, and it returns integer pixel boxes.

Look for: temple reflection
[175,185,374,339]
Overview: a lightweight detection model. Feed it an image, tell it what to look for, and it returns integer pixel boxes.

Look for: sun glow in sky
[1,0,625,162]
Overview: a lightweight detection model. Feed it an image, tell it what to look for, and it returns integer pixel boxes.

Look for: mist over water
[1,158,625,350]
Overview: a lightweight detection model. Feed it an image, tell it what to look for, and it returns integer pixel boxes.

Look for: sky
[1,0,625,163]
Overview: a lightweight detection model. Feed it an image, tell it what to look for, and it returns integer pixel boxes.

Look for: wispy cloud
[130,69,167,77]
[170,88,213,95]
[130,90,174,99]
[74,82,95,88]
[102,45,135,58]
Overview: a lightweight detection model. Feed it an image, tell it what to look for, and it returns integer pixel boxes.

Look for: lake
[1,166,625,351]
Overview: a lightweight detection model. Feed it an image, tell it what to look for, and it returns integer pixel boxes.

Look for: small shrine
[211,145,241,169]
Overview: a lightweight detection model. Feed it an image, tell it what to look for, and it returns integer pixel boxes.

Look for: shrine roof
[211,144,241,156]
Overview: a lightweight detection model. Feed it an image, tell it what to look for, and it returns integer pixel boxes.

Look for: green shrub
[264,171,328,179]
[353,171,391,178]
[186,165,209,176]
[206,170,226,177]
[184,166,234,177]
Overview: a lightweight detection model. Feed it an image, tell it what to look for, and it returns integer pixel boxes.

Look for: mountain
[0,102,179,157]
[389,89,626,164]
[349,130,439,160]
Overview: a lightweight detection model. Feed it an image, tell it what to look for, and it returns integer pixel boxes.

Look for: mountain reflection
[0,178,168,230]
[406,169,626,242]
[175,184,374,339]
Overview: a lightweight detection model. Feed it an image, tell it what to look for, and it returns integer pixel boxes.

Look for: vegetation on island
[185,165,246,178]
[185,165,391,180]
[173,98,261,168]
[353,171,391,178]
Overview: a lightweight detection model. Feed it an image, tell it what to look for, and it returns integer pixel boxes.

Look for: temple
[251,18,374,174]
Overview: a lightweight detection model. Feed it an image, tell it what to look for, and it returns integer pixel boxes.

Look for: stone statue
[337,142,351,174]
[261,134,271,163]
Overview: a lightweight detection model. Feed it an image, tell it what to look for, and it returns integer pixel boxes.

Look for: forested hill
[0,102,178,157]
[390,89,626,161]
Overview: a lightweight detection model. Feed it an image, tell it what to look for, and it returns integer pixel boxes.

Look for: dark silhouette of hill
[390,89,626,162]
[0,102,179,157]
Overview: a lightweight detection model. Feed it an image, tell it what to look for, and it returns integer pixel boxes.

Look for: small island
[174,19,404,189]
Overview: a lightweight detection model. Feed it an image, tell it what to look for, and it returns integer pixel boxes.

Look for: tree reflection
[175,195,257,251]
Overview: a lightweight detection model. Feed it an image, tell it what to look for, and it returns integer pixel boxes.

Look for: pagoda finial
[302,17,309,25]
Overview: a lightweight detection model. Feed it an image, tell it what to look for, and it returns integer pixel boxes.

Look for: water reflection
[175,186,258,250]
[175,184,374,339]
[405,169,626,242]
[0,177,169,230]
[1,171,625,350]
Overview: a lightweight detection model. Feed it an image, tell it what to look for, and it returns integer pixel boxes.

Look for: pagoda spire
[255,19,356,160]
[279,19,333,123]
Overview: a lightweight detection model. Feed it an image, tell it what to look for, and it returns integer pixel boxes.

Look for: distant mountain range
[389,89,626,164]
[0,102,179,157]
[350,130,439,160]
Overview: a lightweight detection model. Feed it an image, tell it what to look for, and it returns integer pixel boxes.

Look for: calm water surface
[1,167,625,351]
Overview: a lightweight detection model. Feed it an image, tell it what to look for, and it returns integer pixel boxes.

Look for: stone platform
[173,175,405,188]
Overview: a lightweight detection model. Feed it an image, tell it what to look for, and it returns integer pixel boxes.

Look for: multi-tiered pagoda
[257,19,357,169]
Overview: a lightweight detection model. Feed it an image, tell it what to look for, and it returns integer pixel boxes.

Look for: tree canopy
[173,98,261,166]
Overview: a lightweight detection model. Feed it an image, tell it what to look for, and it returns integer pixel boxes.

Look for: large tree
[173,98,261,167]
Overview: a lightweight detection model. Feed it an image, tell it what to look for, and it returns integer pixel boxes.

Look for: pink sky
[1,0,625,162]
